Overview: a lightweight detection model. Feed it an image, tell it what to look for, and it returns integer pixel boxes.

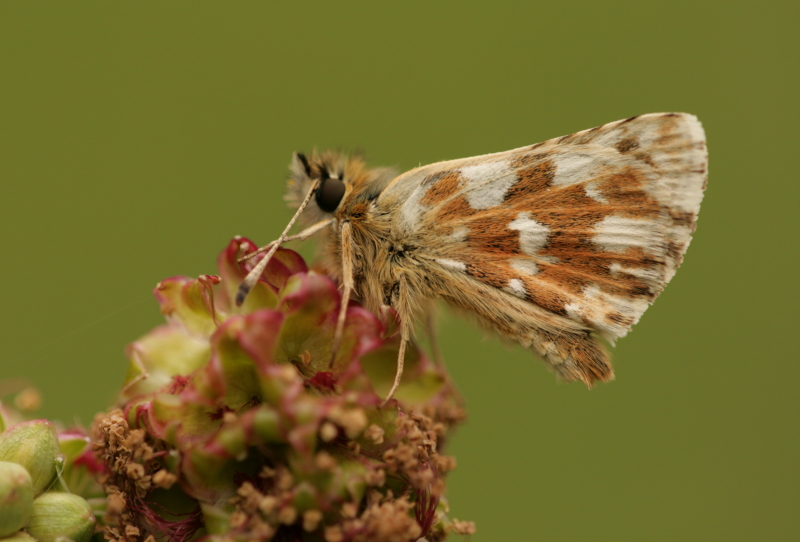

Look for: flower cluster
[87,238,473,542]
[0,410,102,542]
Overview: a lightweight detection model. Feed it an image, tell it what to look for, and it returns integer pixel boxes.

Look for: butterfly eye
[316,176,346,213]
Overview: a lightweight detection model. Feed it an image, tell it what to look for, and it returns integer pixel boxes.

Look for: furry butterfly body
[238,113,708,400]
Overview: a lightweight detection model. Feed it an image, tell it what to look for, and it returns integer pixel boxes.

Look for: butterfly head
[290,151,348,214]
[287,150,398,225]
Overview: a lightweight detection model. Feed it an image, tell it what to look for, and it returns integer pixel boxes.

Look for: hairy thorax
[326,199,418,316]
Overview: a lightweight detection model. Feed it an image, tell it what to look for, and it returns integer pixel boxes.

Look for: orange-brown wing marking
[395,113,707,340]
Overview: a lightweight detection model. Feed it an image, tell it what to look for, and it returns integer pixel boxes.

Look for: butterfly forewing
[378,113,707,343]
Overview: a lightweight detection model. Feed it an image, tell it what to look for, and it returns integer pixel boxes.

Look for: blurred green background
[1,1,797,540]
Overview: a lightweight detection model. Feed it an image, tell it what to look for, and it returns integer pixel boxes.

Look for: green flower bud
[26,492,96,542]
[200,503,231,535]
[291,482,318,513]
[0,421,59,494]
[253,405,283,443]
[0,461,34,537]
[0,532,37,542]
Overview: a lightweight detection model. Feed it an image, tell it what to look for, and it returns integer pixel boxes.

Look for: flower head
[92,238,471,542]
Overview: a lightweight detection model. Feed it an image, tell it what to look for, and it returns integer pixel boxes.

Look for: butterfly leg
[330,220,355,367]
[425,308,445,369]
[381,272,412,407]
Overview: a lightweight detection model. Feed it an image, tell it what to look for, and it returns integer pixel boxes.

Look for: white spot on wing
[460,161,517,209]
[593,215,662,253]
[609,262,662,282]
[585,181,608,203]
[509,212,550,256]
[397,187,427,232]
[565,283,650,341]
[551,153,603,187]
[564,302,585,327]
[435,258,466,272]
[510,258,540,276]
[450,226,469,242]
[504,278,526,299]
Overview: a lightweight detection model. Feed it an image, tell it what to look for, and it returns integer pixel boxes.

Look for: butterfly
[237,113,708,404]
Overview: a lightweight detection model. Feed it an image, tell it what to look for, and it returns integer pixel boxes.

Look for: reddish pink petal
[216,237,305,313]
[235,310,287,375]
[279,272,339,321]
[235,240,308,293]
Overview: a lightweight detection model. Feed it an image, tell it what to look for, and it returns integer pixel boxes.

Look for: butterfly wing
[377,113,707,345]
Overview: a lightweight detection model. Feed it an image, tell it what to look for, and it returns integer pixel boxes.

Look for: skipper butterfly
[237,113,708,404]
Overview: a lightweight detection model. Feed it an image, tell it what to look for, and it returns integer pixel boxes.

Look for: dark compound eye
[315,176,346,213]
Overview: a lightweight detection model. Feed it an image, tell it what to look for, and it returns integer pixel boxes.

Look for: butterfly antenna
[235,178,321,306]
